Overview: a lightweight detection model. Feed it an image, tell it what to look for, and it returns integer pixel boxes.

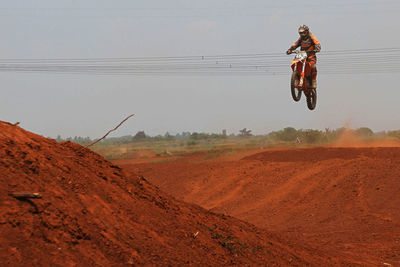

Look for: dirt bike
[288,50,317,110]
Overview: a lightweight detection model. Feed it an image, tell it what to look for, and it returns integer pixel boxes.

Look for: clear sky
[0,0,399,138]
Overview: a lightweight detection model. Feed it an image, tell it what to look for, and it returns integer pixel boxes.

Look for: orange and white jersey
[291,33,321,62]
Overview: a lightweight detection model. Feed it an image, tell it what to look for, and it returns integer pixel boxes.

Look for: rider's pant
[310,63,317,81]
[307,55,317,81]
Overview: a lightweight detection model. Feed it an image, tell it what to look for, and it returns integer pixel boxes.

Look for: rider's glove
[286,49,292,55]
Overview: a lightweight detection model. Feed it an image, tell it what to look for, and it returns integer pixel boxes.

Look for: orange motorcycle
[288,50,317,110]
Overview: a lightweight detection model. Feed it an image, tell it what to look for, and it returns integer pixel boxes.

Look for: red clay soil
[0,121,353,266]
[116,146,400,266]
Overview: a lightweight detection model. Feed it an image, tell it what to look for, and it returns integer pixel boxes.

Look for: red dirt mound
[0,121,346,266]
[119,147,400,266]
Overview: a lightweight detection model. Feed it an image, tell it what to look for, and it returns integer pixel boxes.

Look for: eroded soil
[116,146,400,266]
[0,121,351,266]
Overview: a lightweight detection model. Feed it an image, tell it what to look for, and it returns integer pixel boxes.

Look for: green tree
[299,129,324,144]
[239,128,252,137]
[355,127,374,137]
[133,131,146,140]
[164,132,174,140]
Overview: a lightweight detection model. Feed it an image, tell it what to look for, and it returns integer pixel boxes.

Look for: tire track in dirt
[117,147,400,265]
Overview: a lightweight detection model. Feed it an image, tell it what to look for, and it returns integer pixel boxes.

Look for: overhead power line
[0,47,399,76]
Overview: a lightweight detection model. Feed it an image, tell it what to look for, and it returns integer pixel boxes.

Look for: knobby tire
[306,88,317,110]
[290,71,302,102]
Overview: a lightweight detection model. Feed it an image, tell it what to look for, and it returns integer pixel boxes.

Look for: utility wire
[0,47,399,75]
[1,47,399,62]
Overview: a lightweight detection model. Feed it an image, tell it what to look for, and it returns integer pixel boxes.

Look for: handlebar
[287,49,318,55]
[287,50,305,55]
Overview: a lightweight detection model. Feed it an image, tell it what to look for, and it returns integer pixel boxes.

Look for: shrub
[187,140,198,146]
[355,127,374,137]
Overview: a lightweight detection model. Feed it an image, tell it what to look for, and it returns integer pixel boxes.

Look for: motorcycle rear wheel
[290,71,302,102]
[306,88,317,110]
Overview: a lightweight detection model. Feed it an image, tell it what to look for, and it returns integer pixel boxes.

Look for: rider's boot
[311,79,317,89]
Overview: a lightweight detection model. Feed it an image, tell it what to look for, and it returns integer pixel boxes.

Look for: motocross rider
[286,25,321,89]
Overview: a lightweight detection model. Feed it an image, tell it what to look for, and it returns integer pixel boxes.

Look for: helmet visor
[299,30,307,36]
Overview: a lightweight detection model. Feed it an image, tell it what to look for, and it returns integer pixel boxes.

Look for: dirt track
[1,121,358,266]
[116,146,400,266]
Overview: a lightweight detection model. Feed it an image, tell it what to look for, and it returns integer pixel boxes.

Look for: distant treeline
[55,128,253,145]
[268,127,371,144]
[269,127,400,144]
[56,127,400,146]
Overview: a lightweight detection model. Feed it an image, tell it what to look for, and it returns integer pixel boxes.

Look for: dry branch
[10,192,42,199]
[86,114,135,148]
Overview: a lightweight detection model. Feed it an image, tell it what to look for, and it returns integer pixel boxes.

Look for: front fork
[298,61,306,88]
[293,62,306,88]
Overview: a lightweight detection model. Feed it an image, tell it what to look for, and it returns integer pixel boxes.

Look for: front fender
[291,61,303,72]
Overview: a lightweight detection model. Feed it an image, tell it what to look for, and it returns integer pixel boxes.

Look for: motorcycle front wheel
[306,88,317,110]
[290,71,302,102]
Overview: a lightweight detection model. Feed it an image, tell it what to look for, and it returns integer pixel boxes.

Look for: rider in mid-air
[286,25,321,89]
